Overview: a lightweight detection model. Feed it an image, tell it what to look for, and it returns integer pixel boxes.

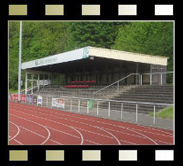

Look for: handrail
[21,86,38,94]
[35,94,173,107]
[93,73,140,95]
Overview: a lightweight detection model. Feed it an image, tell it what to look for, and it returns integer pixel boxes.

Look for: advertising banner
[11,94,18,101]
[21,94,26,102]
[52,98,65,109]
[33,96,37,105]
[37,95,42,105]
[26,95,33,104]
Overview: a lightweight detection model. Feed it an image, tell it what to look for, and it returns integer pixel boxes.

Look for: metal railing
[142,71,173,85]
[9,94,173,129]
[93,73,140,95]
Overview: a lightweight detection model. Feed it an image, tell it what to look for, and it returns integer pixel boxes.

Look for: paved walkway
[62,105,173,130]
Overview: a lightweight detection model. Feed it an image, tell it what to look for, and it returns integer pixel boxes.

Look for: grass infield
[149,107,173,120]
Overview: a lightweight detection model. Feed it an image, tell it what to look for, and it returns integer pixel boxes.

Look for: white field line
[10,109,121,144]
[9,111,84,145]
[10,108,157,145]
[19,125,63,145]
[9,121,20,141]
[9,113,51,145]
[13,139,23,145]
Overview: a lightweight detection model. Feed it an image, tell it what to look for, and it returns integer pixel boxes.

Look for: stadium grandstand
[14,46,172,114]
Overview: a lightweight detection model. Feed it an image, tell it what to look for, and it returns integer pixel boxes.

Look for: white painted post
[38,73,40,91]
[136,103,138,123]
[18,21,22,102]
[70,98,72,111]
[78,99,80,112]
[87,100,89,114]
[31,74,33,94]
[153,105,156,125]
[121,103,123,120]
[161,73,163,85]
[108,101,111,118]
[25,72,27,95]
[117,81,119,93]
[97,101,99,116]
[150,73,152,85]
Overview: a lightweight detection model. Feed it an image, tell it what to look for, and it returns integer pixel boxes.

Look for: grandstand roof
[22,46,168,70]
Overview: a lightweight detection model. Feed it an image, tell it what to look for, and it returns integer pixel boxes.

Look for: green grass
[9,88,18,93]
[149,107,173,119]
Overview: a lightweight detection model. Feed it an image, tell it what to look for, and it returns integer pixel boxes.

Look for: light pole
[18,21,22,102]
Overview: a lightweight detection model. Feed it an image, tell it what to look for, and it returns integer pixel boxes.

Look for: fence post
[153,105,156,125]
[97,101,99,116]
[141,74,143,85]
[161,73,163,85]
[121,103,123,120]
[108,101,111,118]
[87,100,89,114]
[117,81,119,93]
[78,99,80,112]
[150,73,152,85]
[46,96,48,107]
[70,98,72,111]
[136,103,138,123]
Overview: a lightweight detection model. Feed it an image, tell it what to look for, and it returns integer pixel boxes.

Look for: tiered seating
[64,80,96,88]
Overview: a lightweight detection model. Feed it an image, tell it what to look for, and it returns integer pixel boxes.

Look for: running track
[9,102,173,145]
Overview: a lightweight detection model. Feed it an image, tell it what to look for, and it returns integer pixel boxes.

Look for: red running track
[9,102,173,145]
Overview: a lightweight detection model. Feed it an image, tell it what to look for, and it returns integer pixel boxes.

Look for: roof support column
[37,73,40,91]
[136,63,139,85]
[25,72,27,95]
[31,73,33,94]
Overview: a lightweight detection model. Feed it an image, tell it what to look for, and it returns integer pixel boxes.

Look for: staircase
[99,85,173,114]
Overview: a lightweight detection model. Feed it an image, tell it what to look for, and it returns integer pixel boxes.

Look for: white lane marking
[120,139,140,145]
[10,111,84,145]
[19,125,63,145]
[104,127,146,139]
[9,121,20,141]
[46,126,80,138]
[70,126,84,145]
[85,139,102,145]
[10,107,156,145]
[9,113,51,145]
[10,104,173,137]
[10,106,159,145]
[98,127,121,145]
[11,109,120,144]
[74,126,113,139]
[13,139,23,145]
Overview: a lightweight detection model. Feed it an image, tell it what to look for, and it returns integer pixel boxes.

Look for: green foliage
[149,107,173,119]
[112,22,173,70]
[66,22,123,50]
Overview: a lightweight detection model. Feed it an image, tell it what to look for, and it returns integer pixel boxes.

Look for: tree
[9,22,69,89]
[66,22,122,50]
[112,22,173,71]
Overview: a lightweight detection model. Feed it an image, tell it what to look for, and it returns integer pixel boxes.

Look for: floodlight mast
[18,21,22,102]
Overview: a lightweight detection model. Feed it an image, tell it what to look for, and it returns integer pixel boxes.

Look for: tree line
[9,21,173,89]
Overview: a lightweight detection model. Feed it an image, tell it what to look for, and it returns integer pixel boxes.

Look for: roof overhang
[22,46,168,70]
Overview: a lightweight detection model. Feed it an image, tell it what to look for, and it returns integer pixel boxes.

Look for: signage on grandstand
[35,57,58,66]
[52,98,65,109]
[37,95,42,105]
